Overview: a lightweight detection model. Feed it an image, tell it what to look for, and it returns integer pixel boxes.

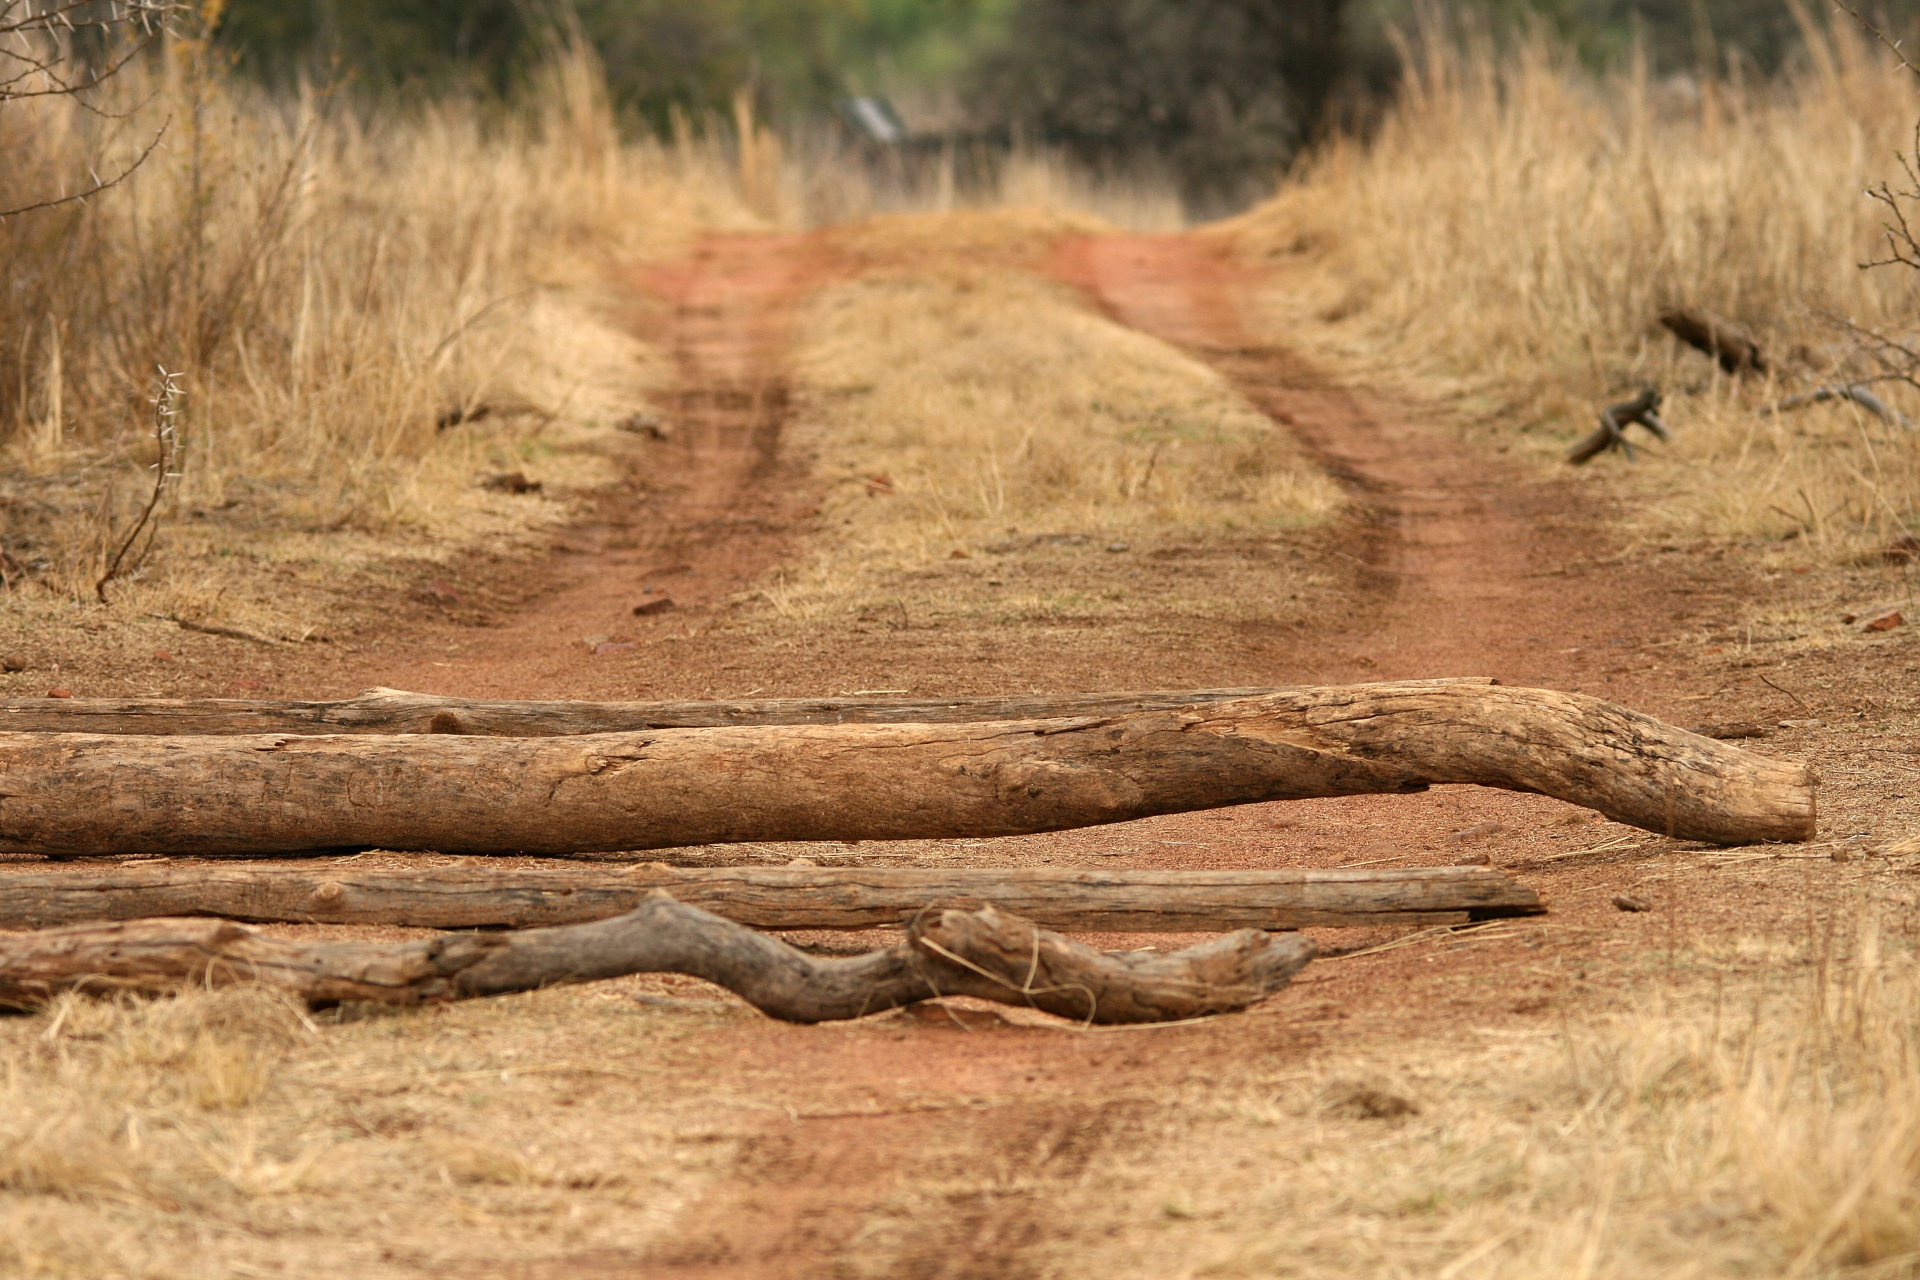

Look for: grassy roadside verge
[0,39,752,693]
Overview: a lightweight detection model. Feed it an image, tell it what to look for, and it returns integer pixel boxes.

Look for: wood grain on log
[0,863,1543,931]
[0,683,1814,856]
[0,685,1283,736]
[0,895,1315,1024]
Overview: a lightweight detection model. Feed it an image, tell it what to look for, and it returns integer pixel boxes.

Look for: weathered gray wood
[0,685,1286,736]
[0,863,1544,931]
[1759,384,1916,431]
[0,682,1816,855]
[0,895,1316,1024]
[1567,388,1669,465]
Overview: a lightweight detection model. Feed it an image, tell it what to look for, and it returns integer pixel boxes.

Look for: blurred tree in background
[212,0,1920,213]
[964,0,1343,214]
[215,0,1006,119]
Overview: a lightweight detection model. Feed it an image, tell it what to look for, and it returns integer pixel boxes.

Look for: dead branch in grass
[1566,388,1668,465]
[0,894,1316,1024]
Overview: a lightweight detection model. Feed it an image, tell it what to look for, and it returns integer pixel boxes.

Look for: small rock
[45,687,70,698]
[482,471,542,495]
[1,656,25,673]
[1778,718,1825,730]
[1612,894,1652,913]
[1693,722,1771,740]
[1106,541,1130,553]
[632,597,677,617]
[1831,847,1857,863]
[949,548,970,559]
[151,649,173,662]
[1864,609,1905,632]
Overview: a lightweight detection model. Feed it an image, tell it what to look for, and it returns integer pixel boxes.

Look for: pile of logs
[0,680,1815,1024]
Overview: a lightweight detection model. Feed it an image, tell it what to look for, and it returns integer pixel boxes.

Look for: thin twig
[0,119,167,220]
[1833,1,1920,75]
[97,366,182,602]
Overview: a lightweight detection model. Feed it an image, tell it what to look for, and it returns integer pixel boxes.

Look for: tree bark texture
[0,683,1815,856]
[0,685,1284,736]
[0,862,1543,931]
[0,895,1316,1024]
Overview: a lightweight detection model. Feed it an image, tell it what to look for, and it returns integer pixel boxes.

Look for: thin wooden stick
[0,863,1546,931]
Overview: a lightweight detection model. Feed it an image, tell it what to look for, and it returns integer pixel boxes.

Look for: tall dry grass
[0,28,748,612]
[1234,17,1920,563]
[1007,914,1920,1280]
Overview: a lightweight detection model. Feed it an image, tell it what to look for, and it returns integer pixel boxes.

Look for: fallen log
[0,894,1315,1024]
[0,685,1282,736]
[0,683,1814,854]
[1660,307,1767,374]
[0,863,1543,931]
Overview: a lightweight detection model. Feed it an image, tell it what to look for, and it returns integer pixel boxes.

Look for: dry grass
[1231,18,1920,569]
[761,210,1344,625]
[0,974,765,1277]
[0,32,751,649]
[833,909,1920,1280]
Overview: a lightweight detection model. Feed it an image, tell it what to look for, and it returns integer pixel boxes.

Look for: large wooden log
[0,683,1814,855]
[0,863,1544,931]
[0,894,1316,1024]
[0,685,1282,736]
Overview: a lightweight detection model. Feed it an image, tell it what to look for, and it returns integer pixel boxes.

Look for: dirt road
[41,228,1914,1278]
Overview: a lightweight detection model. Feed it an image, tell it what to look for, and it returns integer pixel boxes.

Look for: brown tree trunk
[0,683,1814,856]
[0,684,1286,736]
[0,862,1543,931]
[0,895,1315,1024]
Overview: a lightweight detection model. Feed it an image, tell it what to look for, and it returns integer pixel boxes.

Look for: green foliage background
[214,0,1011,120]
[209,0,1920,214]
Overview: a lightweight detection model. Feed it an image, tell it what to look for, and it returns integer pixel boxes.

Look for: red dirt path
[91,230,1918,1276]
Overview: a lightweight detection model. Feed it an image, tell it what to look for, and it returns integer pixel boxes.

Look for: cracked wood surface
[0,894,1316,1024]
[0,683,1812,854]
[0,863,1543,931]
[0,684,1287,736]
